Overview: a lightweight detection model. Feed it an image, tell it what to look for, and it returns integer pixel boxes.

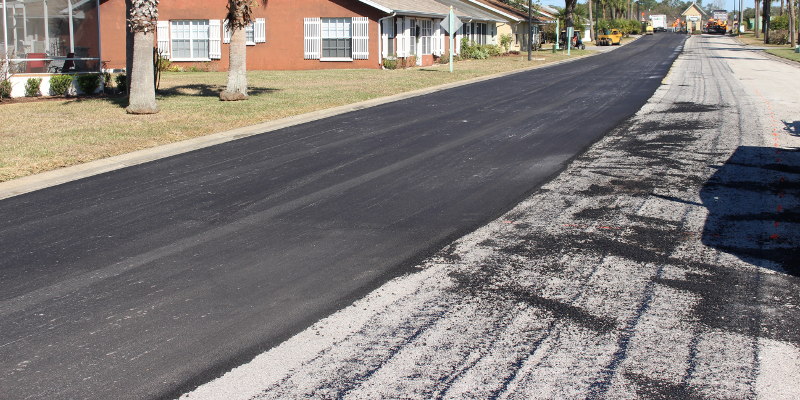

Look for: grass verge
[765,48,800,63]
[0,51,591,182]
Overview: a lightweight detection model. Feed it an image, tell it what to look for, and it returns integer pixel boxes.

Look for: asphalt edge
[0,52,599,201]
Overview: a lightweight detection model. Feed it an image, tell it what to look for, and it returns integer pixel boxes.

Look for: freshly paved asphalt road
[0,34,685,399]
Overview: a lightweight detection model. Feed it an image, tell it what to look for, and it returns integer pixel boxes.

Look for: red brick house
[98,0,510,71]
[1,0,514,96]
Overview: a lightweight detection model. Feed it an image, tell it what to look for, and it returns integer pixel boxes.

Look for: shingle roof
[358,0,506,22]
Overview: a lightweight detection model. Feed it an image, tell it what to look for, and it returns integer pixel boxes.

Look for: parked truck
[649,15,667,32]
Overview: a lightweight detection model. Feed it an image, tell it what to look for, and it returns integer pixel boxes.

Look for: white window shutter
[433,19,442,56]
[255,18,266,43]
[352,17,369,60]
[403,18,411,57]
[490,22,496,45]
[395,18,405,57]
[303,18,321,60]
[209,19,222,59]
[157,21,170,58]
[223,20,232,44]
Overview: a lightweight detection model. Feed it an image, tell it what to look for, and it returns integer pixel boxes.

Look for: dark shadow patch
[659,101,723,114]
[625,372,704,400]
[157,84,279,98]
[650,193,703,207]
[578,184,615,196]
[784,121,800,136]
[574,205,620,220]
[700,146,800,276]
[448,264,617,333]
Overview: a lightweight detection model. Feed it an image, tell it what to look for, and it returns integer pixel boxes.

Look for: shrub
[770,15,789,31]
[499,34,513,53]
[767,30,790,45]
[400,56,416,68]
[383,58,398,69]
[484,44,504,57]
[25,77,42,97]
[0,79,11,100]
[437,52,450,64]
[76,74,101,95]
[115,74,127,93]
[49,74,74,96]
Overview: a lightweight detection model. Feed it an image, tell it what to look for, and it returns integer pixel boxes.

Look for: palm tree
[220,0,265,101]
[126,0,159,114]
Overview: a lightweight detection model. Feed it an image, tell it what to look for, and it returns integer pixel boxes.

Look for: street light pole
[528,0,532,61]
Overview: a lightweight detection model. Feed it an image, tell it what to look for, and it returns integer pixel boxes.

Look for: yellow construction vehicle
[596,29,623,46]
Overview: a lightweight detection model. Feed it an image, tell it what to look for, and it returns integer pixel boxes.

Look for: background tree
[126,0,159,114]
[220,0,265,101]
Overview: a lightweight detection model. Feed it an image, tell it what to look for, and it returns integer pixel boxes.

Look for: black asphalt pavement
[0,34,686,399]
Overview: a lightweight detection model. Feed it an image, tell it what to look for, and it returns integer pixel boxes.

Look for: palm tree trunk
[220,28,248,101]
[126,30,158,114]
[755,0,761,37]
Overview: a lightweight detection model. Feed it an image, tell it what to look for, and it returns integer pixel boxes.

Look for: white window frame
[420,19,433,56]
[320,17,353,62]
[170,20,211,62]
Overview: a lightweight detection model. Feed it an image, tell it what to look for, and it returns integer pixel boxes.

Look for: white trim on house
[355,0,393,14]
[462,0,522,21]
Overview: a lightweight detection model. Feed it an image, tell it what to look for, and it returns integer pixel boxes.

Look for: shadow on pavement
[701,146,800,275]
[785,120,799,136]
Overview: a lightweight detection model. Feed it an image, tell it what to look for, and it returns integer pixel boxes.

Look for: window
[2,0,101,73]
[420,20,433,55]
[245,23,255,45]
[385,19,395,56]
[171,20,210,60]
[321,17,351,59]
[475,23,487,45]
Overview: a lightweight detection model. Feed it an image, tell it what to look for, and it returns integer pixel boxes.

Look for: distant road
[0,34,686,399]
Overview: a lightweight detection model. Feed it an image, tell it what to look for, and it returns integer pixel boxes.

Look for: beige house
[681,3,707,34]
[469,0,555,52]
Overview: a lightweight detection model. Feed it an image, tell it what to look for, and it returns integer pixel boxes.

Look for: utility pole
[588,0,594,42]
[528,0,533,61]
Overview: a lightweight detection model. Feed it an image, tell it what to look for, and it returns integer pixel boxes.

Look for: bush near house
[500,34,513,53]
[49,75,74,96]
[115,74,127,94]
[460,38,504,60]
[382,58,398,69]
[0,79,10,100]
[24,78,42,97]
[76,74,101,95]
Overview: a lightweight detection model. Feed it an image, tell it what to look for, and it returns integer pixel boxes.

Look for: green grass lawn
[0,51,592,182]
[765,48,800,63]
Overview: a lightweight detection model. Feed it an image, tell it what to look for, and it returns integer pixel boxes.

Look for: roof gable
[681,2,708,16]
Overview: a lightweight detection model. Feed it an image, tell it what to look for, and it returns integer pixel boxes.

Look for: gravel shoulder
[184,34,800,399]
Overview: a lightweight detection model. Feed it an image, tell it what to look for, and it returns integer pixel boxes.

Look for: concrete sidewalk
[181,35,800,400]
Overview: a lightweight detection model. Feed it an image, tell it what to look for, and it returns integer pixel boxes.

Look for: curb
[0,52,598,201]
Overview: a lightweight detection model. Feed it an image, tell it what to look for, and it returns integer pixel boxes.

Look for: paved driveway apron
[0,34,686,399]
